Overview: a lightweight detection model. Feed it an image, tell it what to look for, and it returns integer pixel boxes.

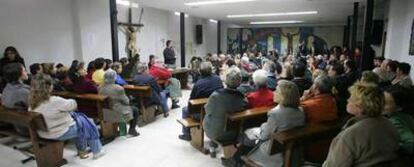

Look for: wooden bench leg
[283,142,294,167]
[190,127,208,154]
[223,145,237,159]
[100,121,118,140]
[34,141,67,167]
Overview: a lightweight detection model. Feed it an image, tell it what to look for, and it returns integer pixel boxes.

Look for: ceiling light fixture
[209,19,218,23]
[185,0,256,6]
[228,11,317,18]
[174,12,189,18]
[117,0,139,8]
[250,20,303,25]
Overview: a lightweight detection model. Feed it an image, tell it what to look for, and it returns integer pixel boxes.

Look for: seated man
[1,63,30,135]
[203,66,248,154]
[262,60,277,91]
[301,75,339,160]
[149,57,181,109]
[178,62,223,141]
[237,70,255,96]
[133,62,169,117]
[247,70,275,108]
[291,62,312,96]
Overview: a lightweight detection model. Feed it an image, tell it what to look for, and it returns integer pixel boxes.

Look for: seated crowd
[0,45,413,166]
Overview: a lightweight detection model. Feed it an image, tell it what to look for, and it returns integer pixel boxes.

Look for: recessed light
[228,11,318,18]
[250,20,303,25]
[185,0,256,6]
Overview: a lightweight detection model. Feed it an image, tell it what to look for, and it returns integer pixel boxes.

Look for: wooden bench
[123,85,155,125]
[176,98,208,154]
[0,107,67,167]
[227,105,276,132]
[267,122,340,167]
[51,92,118,141]
[171,68,192,89]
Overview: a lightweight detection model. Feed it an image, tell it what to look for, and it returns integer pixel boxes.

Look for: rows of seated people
[179,48,414,166]
[0,46,183,160]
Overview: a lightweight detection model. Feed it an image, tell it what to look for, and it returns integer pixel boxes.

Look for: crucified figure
[281,29,300,55]
[119,25,139,57]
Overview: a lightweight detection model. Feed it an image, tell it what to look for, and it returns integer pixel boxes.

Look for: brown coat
[323,116,399,167]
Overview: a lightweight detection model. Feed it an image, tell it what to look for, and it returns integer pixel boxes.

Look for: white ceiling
[136,0,365,26]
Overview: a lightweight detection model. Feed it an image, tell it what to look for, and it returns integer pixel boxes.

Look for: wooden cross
[118,6,144,58]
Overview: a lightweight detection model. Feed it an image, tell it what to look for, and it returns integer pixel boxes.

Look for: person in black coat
[1,46,25,92]
[163,40,176,68]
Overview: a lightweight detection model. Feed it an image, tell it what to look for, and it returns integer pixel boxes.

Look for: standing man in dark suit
[163,40,176,68]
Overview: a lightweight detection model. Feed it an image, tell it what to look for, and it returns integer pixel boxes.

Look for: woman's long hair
[29,74,53,110]
[3,46,22,60]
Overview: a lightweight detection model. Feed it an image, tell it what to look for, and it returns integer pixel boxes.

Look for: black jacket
[163,47,176,65]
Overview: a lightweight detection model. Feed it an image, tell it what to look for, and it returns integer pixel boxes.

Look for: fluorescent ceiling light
[185,0,256,6]
[174,12,189,18]
[228,11,317,18]
[250,20,303,25]
[209,19,218,23]
[117,0,139,8]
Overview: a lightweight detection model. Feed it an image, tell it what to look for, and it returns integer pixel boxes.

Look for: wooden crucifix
[118,6,144,59]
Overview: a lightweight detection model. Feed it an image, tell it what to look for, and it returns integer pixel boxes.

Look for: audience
[86,60,96,81]
[323,82,399,166]
[29,63,43,76]
[178,62,223,141]
[360,71,380,85]
[262,60,277,91]
[247,70,275,108]
[99,70,140,137]
[237,70,255,96]
[68,61,97,94]
[28,74,105,159]
[1,63,30,109]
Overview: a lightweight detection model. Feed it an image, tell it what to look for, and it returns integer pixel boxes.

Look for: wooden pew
[227,105,276,132]
[268,122,340,167]
[176,98,209,154]
[51,92,118,141]
[0,108,67,167]
[123,85,154,125]
[171,68,192,89]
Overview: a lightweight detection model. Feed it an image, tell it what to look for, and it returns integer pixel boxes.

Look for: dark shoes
[164,112,169,118]
[171,103,180,109]
[221,157,237,167]
[178,134,191,141]
[128,129,140,137]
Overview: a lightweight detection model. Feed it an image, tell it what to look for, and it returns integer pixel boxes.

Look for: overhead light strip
[116,0,139,8]
[228,11,317,18]
[185,0,256,6]
[250,20,303,25]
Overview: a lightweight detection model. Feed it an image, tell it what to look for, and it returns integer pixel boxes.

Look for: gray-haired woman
[98,69,140,136]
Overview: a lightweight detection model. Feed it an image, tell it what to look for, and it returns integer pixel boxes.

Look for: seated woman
[242,80,305,167]
[247,69,275,108]
[323,82,399,166]
[68,61,97,94]
[111,62,127,86]
[133,63,169,117]
[29,74,105,159]
[203,66,248,155]
[383,85,414,155]
[237,71,255,96]
[1,63,30,109]
[99,70,139,136]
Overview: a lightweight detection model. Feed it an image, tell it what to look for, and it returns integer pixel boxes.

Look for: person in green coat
[383,85,414,155]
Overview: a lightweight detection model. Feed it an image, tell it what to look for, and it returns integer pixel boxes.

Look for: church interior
[0,0,414,167]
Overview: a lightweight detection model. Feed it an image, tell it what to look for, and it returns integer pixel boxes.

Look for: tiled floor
[0,90,223,167]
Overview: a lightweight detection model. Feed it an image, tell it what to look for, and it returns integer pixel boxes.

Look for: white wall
[384,0,414,78]
[0,0,224,67]
[0,0,77,66]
